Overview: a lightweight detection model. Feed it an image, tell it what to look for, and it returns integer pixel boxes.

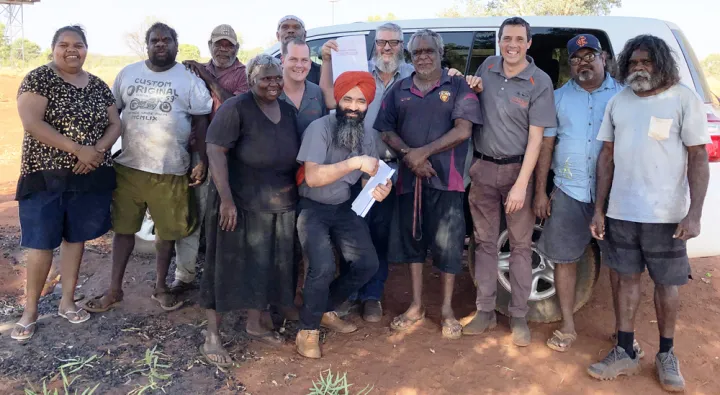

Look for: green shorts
[112,164,196,241]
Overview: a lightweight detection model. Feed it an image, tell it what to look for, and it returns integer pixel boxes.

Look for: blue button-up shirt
[544,73,623,203]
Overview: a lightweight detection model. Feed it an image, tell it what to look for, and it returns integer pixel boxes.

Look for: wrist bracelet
[72,145,83,155]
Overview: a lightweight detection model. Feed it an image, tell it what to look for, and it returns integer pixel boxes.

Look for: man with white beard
[318,22,414,322]
[587,35,710,392]
[532,34,627,354]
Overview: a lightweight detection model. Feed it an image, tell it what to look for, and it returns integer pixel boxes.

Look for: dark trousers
[468,159,535,317]
[356,188,395,301]
[297,198,379,330]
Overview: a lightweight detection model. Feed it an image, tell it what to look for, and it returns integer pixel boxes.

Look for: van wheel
[467,224,601,323]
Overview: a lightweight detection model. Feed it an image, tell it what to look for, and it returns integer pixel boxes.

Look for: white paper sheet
[351,161,395,217]
[331,35,368,82]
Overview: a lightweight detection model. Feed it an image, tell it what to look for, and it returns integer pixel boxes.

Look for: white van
[267,16,720,322]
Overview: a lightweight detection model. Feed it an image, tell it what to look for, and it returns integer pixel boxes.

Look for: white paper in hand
[351,161,395,217]
[331,35,368,82]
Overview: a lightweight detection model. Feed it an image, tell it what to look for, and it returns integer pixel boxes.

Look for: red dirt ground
[1,74,719,395]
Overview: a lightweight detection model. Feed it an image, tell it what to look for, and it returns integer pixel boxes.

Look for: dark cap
[567,34,602,56]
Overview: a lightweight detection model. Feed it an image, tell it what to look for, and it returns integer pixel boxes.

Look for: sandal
[83,292,123,313]
[246,330,284,347]
[58,308,91,324]
[546,330,577,352]
[151,291,184,311]
[390,310,426,332]
[441,319,463,340]
[199,344,233,368]
[11,321,37,341]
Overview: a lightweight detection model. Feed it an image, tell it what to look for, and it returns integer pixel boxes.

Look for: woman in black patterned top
[11,26,122,341]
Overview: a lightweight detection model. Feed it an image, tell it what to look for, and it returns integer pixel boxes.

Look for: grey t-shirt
[296,114,378,205]
[365,61,415,160]
[474,56,557,157]
[112,61,213,175]
[597,84,710,223]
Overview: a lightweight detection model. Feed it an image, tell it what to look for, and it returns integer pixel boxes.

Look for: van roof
[304,16,675,36]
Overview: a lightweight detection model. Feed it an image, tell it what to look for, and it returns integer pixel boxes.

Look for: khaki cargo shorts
[111,164,196,241]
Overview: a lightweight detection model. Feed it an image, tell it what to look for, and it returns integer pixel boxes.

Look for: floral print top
[15,65,117,199]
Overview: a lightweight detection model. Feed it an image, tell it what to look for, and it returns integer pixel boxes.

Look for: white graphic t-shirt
[112,61,212,175]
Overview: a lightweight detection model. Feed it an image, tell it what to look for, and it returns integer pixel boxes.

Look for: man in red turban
[333,71,377,105]
[293,69,392,360]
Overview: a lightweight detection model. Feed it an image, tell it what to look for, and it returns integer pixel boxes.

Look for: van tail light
[707,112,720,163]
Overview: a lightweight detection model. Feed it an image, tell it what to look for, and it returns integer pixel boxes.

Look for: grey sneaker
[610,333,646,358]
[587,346,641,380]
[656,348,685,392]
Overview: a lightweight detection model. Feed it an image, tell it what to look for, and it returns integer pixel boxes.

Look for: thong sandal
[199,344,233,368]
[11,321,37,341]
[58,309,91,324]
[441,319,463,340]
[246,330,284,347]
[151,292,184,311]
[390,310,426,332]
[83,293,123,313]
[546,330,577,352]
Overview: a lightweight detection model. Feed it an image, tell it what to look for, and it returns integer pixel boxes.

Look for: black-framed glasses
[375,39,402,48]
[569,52,598,66]
[411,48,437,57]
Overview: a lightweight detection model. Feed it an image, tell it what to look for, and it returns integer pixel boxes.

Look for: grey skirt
[200,183,297,312]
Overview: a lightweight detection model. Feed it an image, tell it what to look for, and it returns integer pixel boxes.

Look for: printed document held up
[331,35,368,82]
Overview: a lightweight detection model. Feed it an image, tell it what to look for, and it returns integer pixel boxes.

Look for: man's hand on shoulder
[183,60,213,83]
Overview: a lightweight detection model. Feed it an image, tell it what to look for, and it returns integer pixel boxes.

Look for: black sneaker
[587,346,641,380]
[656,348,685,392]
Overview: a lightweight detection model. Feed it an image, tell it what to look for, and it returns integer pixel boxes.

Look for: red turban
[333,71,376,105]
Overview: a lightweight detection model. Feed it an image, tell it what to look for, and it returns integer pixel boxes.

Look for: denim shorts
[536,188,595,264]
[19,190,113,250]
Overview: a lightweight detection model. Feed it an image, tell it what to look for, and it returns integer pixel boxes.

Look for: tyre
[467,224,601,323]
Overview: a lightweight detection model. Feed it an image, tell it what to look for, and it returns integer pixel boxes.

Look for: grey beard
[578,69,594,82]
[627,70,661,92]
[333,120,365,154]
[374,51,404,74]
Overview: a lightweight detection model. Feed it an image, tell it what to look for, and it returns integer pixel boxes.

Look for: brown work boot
[462,311,497,336]
[362,300,382,323]
[510,317,531,347]
[296,330,321,359]
[321,312,358,333]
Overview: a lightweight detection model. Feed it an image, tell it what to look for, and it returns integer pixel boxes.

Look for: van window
[402,31,474,74]
[671,29,716,105]
[468,31,496,75]
[306,38,336,65]
[528,28,613,89]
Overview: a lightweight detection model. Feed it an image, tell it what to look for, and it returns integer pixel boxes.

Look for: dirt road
[1,74,719,394]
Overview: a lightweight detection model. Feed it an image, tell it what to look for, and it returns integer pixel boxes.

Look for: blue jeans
[297,198,379,330]
[356,188,395,301]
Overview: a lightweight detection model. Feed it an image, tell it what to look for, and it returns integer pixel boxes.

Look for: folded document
[351,161,395,217]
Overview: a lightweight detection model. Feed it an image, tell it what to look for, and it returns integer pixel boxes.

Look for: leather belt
[473,151,524,165]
